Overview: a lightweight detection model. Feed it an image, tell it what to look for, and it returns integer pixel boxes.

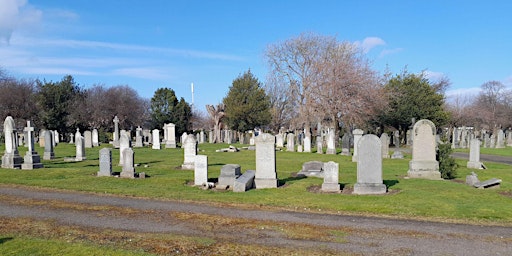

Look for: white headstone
[407,119,441,179]
[92,129,99,147]
[75,135,86,161]
[254,133,277,189]
[152,129,161,149]
[181,134,197,170]
[321,161,340,192]
[467,138,484,169]
[97,148,112,177]
[326,129,336,154]
[119,134,130,165]
[303,135,311,153]
[286,133,295,152]
[194,155,208,186]
[1,116,22,169]
[165,123,177,148]
[351,129,364,162]
[21,121,43,170]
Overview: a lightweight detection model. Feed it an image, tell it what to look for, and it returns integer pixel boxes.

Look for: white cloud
[422,70,445,81]
[378,48,403,58]
[111,67,174,81]
[445,87,481,98]
[0,0,42,44]
[360,37,386,53]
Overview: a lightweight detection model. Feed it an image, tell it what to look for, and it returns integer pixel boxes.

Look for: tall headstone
[326,129,336,154]
[134,126,143,147]
[467,138,484,169]
[97,148,112,177]
[113,115,120,148]
[507,131,512,147]
[69,133,74,144]
[316,136,323,154]
[152,129,161,149]
[490,134,496,148]
[194,155,208,186]
[254,133,277,189]
[321,161,340,192]
[92,129,99,147]
[120,148,135,178]
[38,129,46,147]
[496,129,505,148]
[351,129,364,162]
[340,133,351,156]
[380,133,390,159]
[50,131,56,148]
[75,135,86,161]
[407,119,441,179]
[54,130,60,145]
[165,123,177,148]
[2,116,23,169]
[286,133,295,152]
[43,130,55,160]
[84,130,93,148]
[354,134,387,195]
[483,133,490,148]
[21,121,43,170]
[181,134,197,170]
[119,134,130,166]
[275,134,284,148]
[303,135,311,153]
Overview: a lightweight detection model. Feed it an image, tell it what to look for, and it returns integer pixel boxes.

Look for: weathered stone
[43,130,55,160]
[286,133,295,152]
[84,130,93,148]
[218,164,241,188]
[119,134,130,166]
[152,129,160,150]
[326,129,336,155]
[354,134,387,195]
[21,121,43,170]
[407,119,441,180]
[181,134,197,170]
[92,129,99,147]
[340,133,351,156]
[194,155,208,186]
[120,148,135,178]
[97,148,112,177]
[467,138,485,169]
[233,170,256,192]
[352,129,364,162]
[380,133,390,159]
[113,115,120,148]
[255,133,277,189]
[297,161,324,178]
[321,161,340,192]
[474,178,501,189]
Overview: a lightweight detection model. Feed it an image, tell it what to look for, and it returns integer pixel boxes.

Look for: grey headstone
[351,129,364,162]
[43,130,55,160]
[120,148,135,178]
[84,130,93,148]
[181,134,197,170]
[286,133,295,152]
[407,119,441,180]
[353,134,386,195]
[380,133,390,159]
[467,138,484,169]
[297,161,324,178]
[97,148,112,177]
[218,164,241,187]
[255,133,277,189]
[321,161,340,192]
[233,170,256,192]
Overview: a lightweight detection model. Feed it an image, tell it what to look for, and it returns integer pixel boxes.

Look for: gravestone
[152,129,161,149]
[321,161,340,192]
[194,155,208,186]
[208,130,214,144]
[21,121,43,170]
[316,135,323,154]
[380,133,390,159]
[134,126,143,147]
[218,164,241,188]
[303,135,311,153]
[75,135,86,161]
[2,116,23,169]
[507,131,512,147]
[38,129,46,147]
[326,129,336,154]
[181,134,197,170]
[120,148,135,178]
[54,130,59,145]
[233,170,256,192]
[490,134,496,148]
[353,134,387,195]
[119,134,130,166]
[297,161,324,178]
[113,115,120,148]
[286,133,295,152]
[97,148,112,177]
[496,129,505,148]
[92,129,99,147]
[393,130,400,147]
[165,123,177,148]
[69,133,74,144]
[43,130,55,160]
[84,130,93,148]
[275,134,284,147]
[407,119,441,179]
[351,129,364,162]
[340,133,351,156]
[467,138,485,169]
[255,133,277,189]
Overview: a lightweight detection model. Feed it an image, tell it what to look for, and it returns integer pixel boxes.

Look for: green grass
[1,142,512,224]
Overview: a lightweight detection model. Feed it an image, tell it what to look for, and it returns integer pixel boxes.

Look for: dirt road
[0,185,511,255]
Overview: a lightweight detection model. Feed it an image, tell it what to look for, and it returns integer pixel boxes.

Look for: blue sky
[1,0,511,112]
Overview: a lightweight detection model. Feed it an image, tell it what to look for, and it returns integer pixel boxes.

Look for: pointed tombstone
[43,130,55,160]
[21,121,43,170]
[467,138,485,169]
[254,133,277,189]
[181,134,197,170]
[84,130,93,148]
[380,133,390,159]
[119,134,130,166]
[353,134,387,195]
[326,129,336,154]
[351,129,364,162]
[92,129,99,147]
[152,129,161,149]
[407,119,441,179]
[120,148,135,178]
[321,161,340,192]
[75,135,86,161]
[97,148,112,177]
[194,155,208,186]
[286,133,295,152]
[2,116,23,169]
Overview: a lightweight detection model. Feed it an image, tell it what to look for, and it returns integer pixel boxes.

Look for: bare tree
[206,104,225,143]
[0,74,39,128]
[472,81,509,128]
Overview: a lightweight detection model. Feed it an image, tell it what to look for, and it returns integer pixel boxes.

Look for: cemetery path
[452,152,512,165]
[0,184,511,255]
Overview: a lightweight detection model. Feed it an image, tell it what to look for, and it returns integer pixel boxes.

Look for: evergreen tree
[223,70,271,132]
[150,88,192,134]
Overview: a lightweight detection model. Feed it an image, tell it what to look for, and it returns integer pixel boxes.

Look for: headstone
[69,133,74,144]
[92,129,99,147]
[21,121,43,170]
[218,164,241,187]
[75,135,86,161]
[84,130,93,148]
[194,155,208,186]
[276,134,284,148]
[340,133,351,156]
[507,131,512,147]
[120,148,135,178]
[326,129,336,154]
[393,130,400,147]
[321,161,340,192]
[467,138,485,169]
[466,172,479,186]
[353,134,387,195]
[181,134,197,170]
[233,170,256,192]
[380,133,390,159]
[490,134,496,148]
[165,123,177,148]
[303,135,311,153]
[459,127,467,148]
[43,130,55,160]
[50,131,56,148]
[483,133,490,148]
[286,133,295,152]
[119,134,130,165]
[54,130,59,145]
[351,129,364,162]
[297,161,324,178]
[496,129,505,148]
[38,129,46,147]
[208,130,214,144]
[254,133,277,189]
[113,115,120,148]
[152,129,160,149]
[134,126,143,147]
[1,116,23,169]
[407,119,441,179]
[316,136,323,154]
[97,148,112,177]
[474,178,502,189]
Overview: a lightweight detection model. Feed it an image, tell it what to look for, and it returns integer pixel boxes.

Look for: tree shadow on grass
[278,174,307,186]
[0,237,13,244]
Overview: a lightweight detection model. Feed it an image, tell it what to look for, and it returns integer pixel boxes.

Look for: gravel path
[0,185,511,255]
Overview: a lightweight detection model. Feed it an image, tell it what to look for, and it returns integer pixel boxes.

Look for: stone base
[254,178,277,189]
[43,152,55,160]
[340,149,351,156]
[467,161,484,169]
[408,160,441,180]
[165,143,176,149]
[97,171,111,177]
[2,153,23,169]
[326,148,336,155]
[22,153,43,170]
[353,183,387,195]
[391,151,404,159]
[218,175,239,188]
[321,182,340,192]
[351,155,358,162]
[120,169,135,178]
[181,163,194,170]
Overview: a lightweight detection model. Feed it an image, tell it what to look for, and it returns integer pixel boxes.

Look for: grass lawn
[1,142,511,225]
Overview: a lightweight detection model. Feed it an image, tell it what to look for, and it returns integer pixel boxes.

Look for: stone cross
[113,115,120,148]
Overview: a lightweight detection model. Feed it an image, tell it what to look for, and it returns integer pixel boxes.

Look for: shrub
[437,142,458,179]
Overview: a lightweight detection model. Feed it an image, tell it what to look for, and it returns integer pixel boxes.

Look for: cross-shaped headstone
[23,121,35,153]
